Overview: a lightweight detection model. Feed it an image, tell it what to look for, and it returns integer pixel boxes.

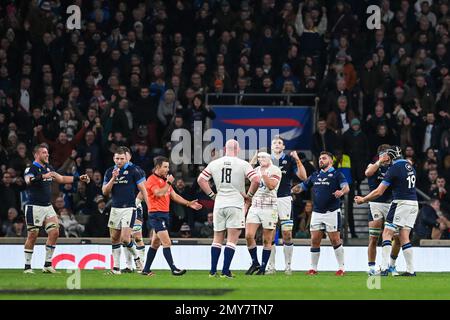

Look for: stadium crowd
[0,0,449,239]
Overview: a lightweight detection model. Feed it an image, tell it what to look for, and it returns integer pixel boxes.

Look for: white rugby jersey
[200,156,256,209]
[252,165,282,208]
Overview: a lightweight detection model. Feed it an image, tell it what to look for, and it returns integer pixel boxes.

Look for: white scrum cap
[257,152,271,158]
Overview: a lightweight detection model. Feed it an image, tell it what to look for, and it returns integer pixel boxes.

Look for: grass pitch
[0,269,449,300]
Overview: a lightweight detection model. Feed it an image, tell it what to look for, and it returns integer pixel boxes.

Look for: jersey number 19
[406,175,416,189]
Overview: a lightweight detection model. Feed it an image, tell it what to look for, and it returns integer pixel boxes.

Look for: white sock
[310,248,320,271]
[389,255,397,267]
[402,243,414,273]
[283,243,293,269]
[24,249,33,266]
[268,245,276,269]
[45,245,55,263]
[333,244,345,271]
[136,245,145,262]
[123,246,133,269]
[112,244,121,269]
[125,241,138,258]
[381,240,392,271]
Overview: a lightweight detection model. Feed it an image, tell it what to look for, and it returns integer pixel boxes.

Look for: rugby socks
[210,243,222,274]
[333,244,345,271]
[310,247,320,271]
[283,242,293,270]
[24,249,33,269]
[112,244,121,270]
[247,245,259,266]
[122,245,133,269]
[222,242,236,275]
[381,240,392,271]
[143,247,158,273]
[390,254,398,268]
[163,247,176,271]
[125,241,138,258]
[260,248,272,272]
[44,245,55,267]
[136,245,146,263]
[267,243,276,270]
[402,243,414,274]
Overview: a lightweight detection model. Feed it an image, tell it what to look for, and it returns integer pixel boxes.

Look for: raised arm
[290,151,307,181]
[102,169,118,197]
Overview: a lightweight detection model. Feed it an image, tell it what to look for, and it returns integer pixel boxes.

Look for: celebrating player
[142,156,202,276]
[365,144,400,276]
[197,139,259,278]
[293,151,349,276]
[265,136,307,275]
[102,147,149,275]
[23,143,90,273]
[120,147,147,273]
[355,146,419,276]
[245,152,282,275]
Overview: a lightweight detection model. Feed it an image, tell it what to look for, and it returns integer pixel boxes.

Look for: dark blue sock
[260,248,272,272]
[210,244,221,274]
[248,247,259,266]
[163,247,176,271]
[222,244,236,275]
[143,247,157,273]
[368,262,376,267]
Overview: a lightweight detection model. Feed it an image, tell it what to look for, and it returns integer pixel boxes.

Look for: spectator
[1,208,19,236]
[5,216,27,237]
[0,171,24,221]
[198,212,214,238]
[294,200,312,239]
[311,119,340,160]
[178,223,192,238]
[35,121,89,169]
[83,196,109,237]
[414,199,450,243]
[326,95,356,135]
[58,208,85,238]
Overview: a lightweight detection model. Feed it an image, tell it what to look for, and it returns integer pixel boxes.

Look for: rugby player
[265,136,307,275]
[293,151,349,276]
[197,139,259,278]
[355,146,419,276]
[245,152,282,275]
[120,147,147,273]
[142,156,202,276]
[24,143,90,273]
[102,147,150,274]
[365,144,400,276]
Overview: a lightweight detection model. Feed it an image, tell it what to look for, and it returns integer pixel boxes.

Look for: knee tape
[280,219,293,231]
[27,225,40,233]
[369,227,381,238]
[45,222,58,233]
[132,224,142,233]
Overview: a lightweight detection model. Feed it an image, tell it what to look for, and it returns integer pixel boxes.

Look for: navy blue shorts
[148,212,169,232]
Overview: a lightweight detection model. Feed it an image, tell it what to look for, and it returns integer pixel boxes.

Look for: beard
[319,162,327,169]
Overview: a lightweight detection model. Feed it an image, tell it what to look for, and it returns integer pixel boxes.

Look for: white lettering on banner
[0,245,449,271]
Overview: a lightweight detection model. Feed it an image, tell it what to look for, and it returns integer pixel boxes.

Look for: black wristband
[30,174,43,183]
[73,175,80,184]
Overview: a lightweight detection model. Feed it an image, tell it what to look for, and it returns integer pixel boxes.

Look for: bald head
[225,139,239,156]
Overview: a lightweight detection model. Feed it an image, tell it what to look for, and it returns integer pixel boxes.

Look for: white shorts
[108,207,136,230]
[386,200,419,230]
[25,205,57,227]
[276,196,292,220]
[213,207,245,232]
[310,209,341,233]
[369,202,391,221]
[246,207,278,230]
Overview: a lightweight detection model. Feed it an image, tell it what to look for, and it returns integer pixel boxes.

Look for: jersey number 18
[221,168,232,183]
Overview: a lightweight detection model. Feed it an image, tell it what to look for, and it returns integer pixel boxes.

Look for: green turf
[0,270,449,300]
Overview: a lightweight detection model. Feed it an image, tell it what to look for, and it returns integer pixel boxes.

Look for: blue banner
[212,106,312,151]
